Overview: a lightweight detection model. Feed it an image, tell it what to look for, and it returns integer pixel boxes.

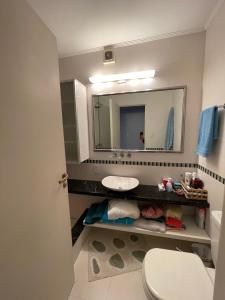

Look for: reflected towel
[197,106,219,157]
[164,107,174,150]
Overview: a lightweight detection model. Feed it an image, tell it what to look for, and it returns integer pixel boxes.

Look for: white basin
[102,176,139,192]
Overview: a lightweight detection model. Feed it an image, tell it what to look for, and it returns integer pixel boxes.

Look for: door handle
[59,173,69,188]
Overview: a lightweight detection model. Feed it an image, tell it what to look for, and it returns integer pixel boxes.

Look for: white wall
[197,2,225,299]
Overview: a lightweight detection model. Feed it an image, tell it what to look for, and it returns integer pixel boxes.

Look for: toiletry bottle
[185,172,192,185]
[192,172,197,180]
[166,179,173,192]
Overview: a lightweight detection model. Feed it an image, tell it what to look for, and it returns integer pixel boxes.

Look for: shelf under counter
[84,215,210,244]
[68,179,210,208]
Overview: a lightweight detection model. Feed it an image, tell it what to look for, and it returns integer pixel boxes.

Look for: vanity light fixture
[89,69,155,84]
[92,82,113,90]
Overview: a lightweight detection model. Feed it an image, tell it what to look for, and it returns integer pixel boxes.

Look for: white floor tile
[69,229,189,300]
[70,248,111,300]
[106,270,148,300]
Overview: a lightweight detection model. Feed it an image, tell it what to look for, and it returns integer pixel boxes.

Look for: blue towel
[197,106,219,157]
[164,107,174,150]
[84,199,108,224]
[100,206,135,225]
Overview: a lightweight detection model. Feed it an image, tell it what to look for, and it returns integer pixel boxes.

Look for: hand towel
[197,106,219,157]
[166,205,183,220]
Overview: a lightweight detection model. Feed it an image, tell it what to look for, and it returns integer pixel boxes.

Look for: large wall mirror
[93,87,186,152]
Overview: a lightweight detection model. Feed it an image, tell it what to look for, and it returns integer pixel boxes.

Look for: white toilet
[142,210,222,300]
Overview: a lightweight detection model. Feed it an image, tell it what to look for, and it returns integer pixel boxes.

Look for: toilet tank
[211,210,222,266]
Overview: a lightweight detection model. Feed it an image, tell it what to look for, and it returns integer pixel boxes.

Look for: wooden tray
[181,180,208,200]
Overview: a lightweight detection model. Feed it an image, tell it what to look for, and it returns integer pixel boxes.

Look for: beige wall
[199,2,225,299]
[60,32,205,184]
[199,5,225,179]
[197,1,225,212]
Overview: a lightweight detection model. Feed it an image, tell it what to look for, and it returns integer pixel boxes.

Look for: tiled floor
[68,246,148,300]
[68,228,193,300]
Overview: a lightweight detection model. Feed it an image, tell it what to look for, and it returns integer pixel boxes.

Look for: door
[120,106,145,149]
[0,1,74,300]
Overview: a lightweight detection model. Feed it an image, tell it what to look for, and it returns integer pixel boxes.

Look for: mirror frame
[92,85,187,153]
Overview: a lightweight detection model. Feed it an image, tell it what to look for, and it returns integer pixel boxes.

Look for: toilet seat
[143,248,213,300]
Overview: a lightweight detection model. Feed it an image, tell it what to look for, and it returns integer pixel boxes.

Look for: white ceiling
[28,0,221,58]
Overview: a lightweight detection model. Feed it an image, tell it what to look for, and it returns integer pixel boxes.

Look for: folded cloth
[166,217,185,230]
[101,207,134,225]
[101,218,134,225]
[166,205,183,220]
[141,206,155,218]
[84,199,108,224]
[134,219,166,232]
[197,106,219,157]
[141,206,164,219]
[107,199,140,220]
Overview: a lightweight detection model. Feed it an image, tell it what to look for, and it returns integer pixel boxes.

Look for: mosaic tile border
[83,159,225,185]
[84,159,197,168]
[198,164,225,185]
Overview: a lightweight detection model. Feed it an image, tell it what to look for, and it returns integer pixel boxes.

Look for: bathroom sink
[102,176,139,192]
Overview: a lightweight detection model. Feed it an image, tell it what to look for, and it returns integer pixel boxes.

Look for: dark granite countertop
[68,179,210,208]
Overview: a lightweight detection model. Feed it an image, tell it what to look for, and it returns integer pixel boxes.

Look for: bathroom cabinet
[60,80,89,164]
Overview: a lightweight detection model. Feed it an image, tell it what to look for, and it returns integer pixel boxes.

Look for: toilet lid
[143,248,213,300]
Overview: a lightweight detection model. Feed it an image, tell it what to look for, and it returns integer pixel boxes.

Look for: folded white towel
[107,199,140,220]
[134,219,166,232]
